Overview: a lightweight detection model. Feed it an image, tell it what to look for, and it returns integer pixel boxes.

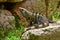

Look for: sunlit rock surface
[21,22,60,40]
[0,9,15,30]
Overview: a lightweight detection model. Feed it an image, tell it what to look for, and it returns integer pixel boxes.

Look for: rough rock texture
[0,9,15,30]
[21,22,60,40]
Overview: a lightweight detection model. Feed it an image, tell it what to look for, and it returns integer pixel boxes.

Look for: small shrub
[5,25,25,40]
[52,12,60,20]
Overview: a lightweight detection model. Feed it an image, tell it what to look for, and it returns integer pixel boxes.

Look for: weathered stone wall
[0,9,15,30]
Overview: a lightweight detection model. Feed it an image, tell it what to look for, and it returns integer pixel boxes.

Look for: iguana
[19,7,49,27]
[19,7,56,36]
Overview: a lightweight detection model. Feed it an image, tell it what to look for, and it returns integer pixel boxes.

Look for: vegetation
[52,12,60,21]
[0,14,25,40]
[5,25,25,40]
[0,25,25,40]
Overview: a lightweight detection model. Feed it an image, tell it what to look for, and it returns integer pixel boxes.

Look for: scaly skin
[19,7,49,26]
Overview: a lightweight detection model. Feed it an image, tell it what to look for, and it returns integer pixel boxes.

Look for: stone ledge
[21,22,60,40]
